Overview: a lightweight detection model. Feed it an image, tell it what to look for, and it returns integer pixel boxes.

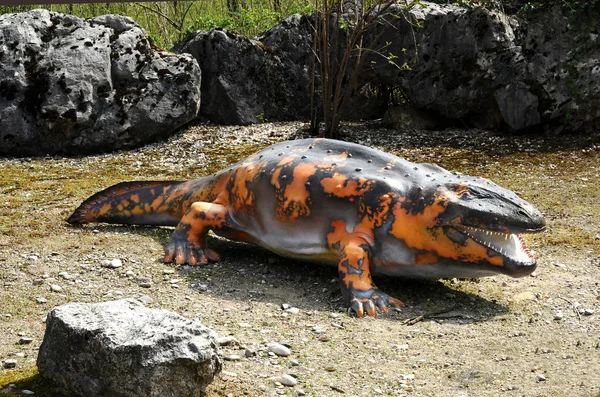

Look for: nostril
[518,209,528,217]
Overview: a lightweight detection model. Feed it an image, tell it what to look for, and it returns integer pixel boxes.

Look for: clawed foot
[163,239,220,266]
[346,288,405,318]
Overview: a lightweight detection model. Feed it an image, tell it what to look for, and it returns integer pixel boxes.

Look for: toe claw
[188,253,198,266]
[205,248,220,262]
[364,300,376,317]
[388,297,405,309]
[350,299,364,318]
[376,299,388,313]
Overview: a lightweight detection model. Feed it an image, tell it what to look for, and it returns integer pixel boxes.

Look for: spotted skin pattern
[69,139,545,317]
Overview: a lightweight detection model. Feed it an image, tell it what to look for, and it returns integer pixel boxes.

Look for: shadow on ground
[72,224,509,325]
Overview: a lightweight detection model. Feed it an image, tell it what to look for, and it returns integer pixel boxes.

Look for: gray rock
[175,15,313,125]
[102,258,123,269]
[0,10,201,156]
[277,374,298,387]
[494,83,541,131]
[216,336,239,346]
[537,374,547,382]
[37,299,221,397]
[366,3,599,133]
[175,14,383,125]
[268,342,291,357]
[3,359,17,369]
[362,4,524,130]
[173,2,598,133]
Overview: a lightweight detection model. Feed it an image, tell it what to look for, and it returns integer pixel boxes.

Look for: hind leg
[164,201,233,266]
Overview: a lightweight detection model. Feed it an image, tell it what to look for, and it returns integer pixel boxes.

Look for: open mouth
[453,225,536,265]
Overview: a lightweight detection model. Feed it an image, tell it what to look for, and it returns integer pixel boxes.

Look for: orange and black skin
[69,139,545,317]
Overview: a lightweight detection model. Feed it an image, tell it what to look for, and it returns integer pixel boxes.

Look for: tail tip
[67,211,88,225]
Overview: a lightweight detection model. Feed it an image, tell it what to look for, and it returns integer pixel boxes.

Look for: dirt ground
[1,121,599,397]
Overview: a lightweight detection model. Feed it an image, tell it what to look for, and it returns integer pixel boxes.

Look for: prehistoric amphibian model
[69,139,545,317]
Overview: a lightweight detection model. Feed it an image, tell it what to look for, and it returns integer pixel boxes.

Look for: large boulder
[363,2,599,133]
[174,14,315,125]
[363,3,526,130]
[0,10,201,156]
[175,2,599,134]
[37,299,222,397]
[521,5,600,133]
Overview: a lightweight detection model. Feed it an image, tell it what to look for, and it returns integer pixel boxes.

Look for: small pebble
[18,337,33,345]
[163,269,175,274]
[224,354,241,361]
[278,374,298,387]
[286,307,300,314]
[268,342,291,357]
[139,282,152,288]
[36,297,47,304]
[554,311,564,321]
[324,365,336,372]
[109,259,123,268]
[58,272,72,280]
[101,259,122,269]
[3,359,17,369]
[221,370,237,378]
[217,336,239,346]
[22,390,35,395]
[138,295,153,305]
[318,335,330,342]
[50,284,62,292]
[537,374,547,382]
[281,303,291,310]
[581,309,595,316]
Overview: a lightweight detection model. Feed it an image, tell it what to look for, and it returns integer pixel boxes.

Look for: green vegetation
[1,1,597,49]
[0,1,313,48]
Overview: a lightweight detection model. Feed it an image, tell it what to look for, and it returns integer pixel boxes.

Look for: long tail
[67,176,221,226]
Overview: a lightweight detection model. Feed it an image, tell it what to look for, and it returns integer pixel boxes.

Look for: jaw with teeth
[452,224,535,266]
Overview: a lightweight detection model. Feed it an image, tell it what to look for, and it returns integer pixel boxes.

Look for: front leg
[163,201,227,266]
[328,220,405,317]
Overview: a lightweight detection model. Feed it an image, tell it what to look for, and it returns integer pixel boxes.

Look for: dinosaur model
[68,138,545,317]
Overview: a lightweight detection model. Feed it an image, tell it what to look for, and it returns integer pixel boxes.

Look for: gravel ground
[1,121,599,397]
